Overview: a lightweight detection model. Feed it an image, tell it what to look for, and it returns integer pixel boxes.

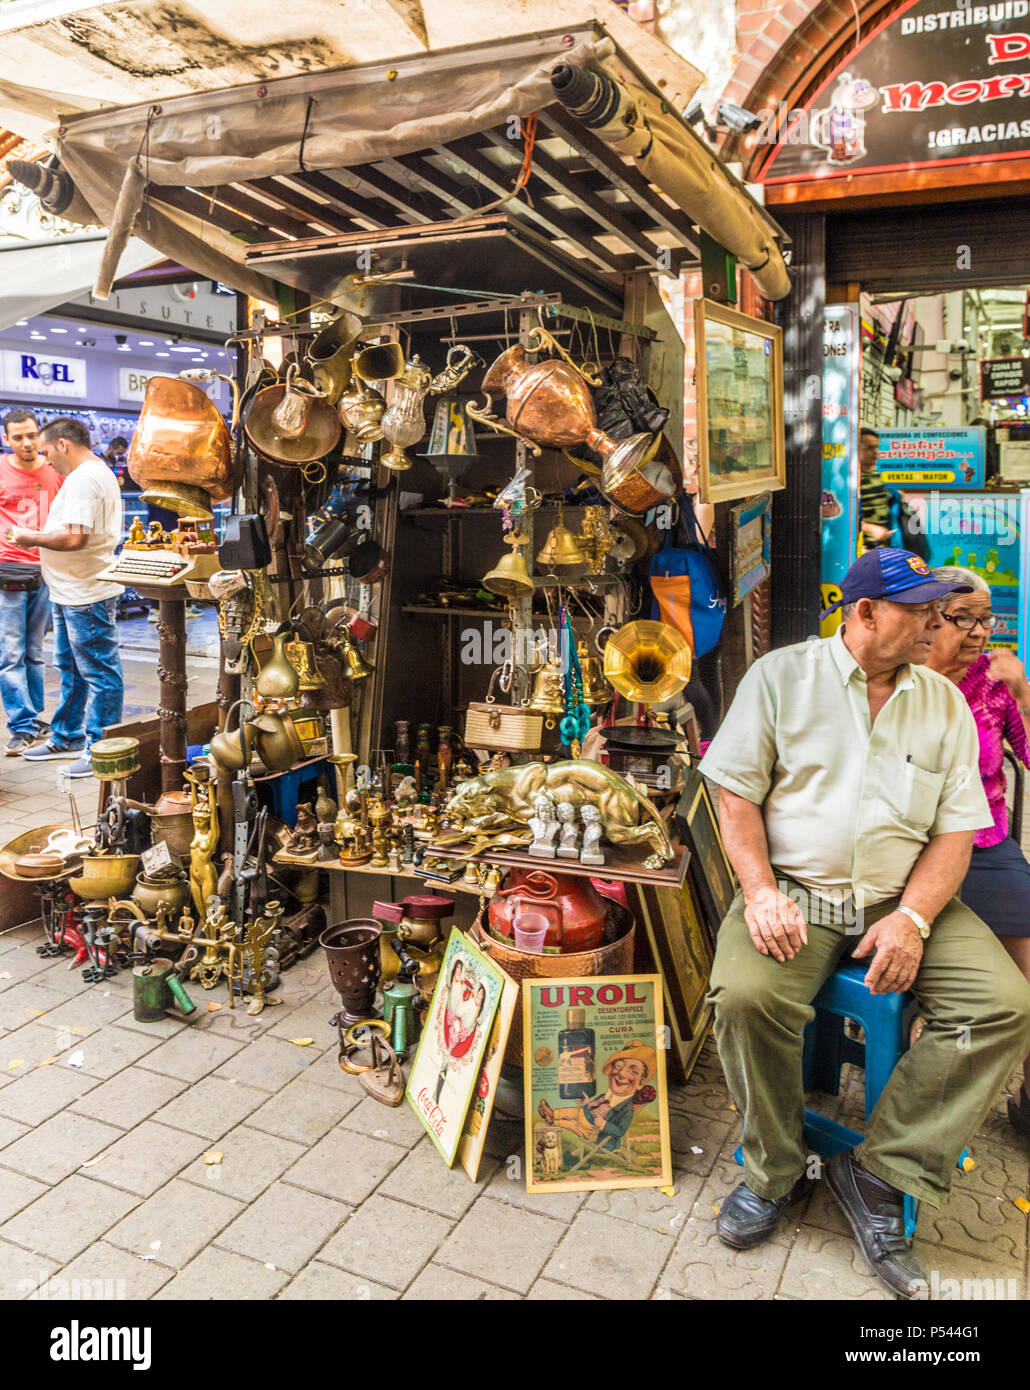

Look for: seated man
[699,549,1030,1299]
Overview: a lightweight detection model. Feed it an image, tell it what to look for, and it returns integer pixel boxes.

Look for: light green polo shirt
[698,629,992,908]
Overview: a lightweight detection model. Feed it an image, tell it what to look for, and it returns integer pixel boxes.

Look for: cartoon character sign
[406,929,506,1166]
[523,975,672,1194]
[811,71,877,165]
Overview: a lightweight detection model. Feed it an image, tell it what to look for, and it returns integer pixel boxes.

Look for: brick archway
[719,0,908,178]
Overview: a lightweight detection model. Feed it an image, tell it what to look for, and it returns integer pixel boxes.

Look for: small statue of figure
[401,822,416,866]
[187,773,219,917]
[579,804,605,866]
[126,516,147,548]
[316,822,337,862]
[556,801,580,859]
[315,782,337,827]
[285,804,319,859]
[395,775,418,807]
[528,794,559,859]
[144,519,167,548]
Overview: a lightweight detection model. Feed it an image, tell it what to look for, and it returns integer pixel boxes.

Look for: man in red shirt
[0,409,62,753]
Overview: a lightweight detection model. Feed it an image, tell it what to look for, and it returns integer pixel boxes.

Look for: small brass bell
[482,544,535,599]
[339,630,372,681]
[526,656,565,721]
[536,520,589,573]
[577,640,614,707]
[284,639,327,694]
[256,631,301,700]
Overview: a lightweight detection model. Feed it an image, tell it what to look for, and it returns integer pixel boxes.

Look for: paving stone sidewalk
[0,653,1027,1300]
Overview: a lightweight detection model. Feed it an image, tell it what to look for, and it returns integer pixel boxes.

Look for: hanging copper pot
[127,376,233,511]
[469,340,657,490]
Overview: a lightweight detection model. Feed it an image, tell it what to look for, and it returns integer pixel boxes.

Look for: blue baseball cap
[821,549,973,620]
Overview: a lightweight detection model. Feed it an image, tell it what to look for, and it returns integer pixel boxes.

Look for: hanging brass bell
[535,521,589,573]
[256,631,301,700]
[284,639,328,693]
[338,630,372,681]
[577,640,614,707]
[482,545,535,599]
[526,656,565,719]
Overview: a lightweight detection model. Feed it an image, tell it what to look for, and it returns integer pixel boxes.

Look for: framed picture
[522,974,673,1195]
[638,881,714,1050]
[694,298,785,505]
[406,929,507,1167]
[456,967,518,1182]
[675,768,737,944]
[729,492,772,606]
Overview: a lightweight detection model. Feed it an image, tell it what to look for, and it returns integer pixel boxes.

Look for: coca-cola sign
[761,0,1030,184]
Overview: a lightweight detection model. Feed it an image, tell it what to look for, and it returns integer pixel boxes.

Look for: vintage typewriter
[97,549,221,588]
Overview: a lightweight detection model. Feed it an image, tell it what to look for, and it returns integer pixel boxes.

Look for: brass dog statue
[443,759,674,868]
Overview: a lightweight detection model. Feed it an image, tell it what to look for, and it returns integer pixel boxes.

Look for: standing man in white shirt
[698,548,1030,1298]
[9,416,124,778]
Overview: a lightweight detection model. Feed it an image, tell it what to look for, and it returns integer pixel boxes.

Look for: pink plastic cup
[513,911,550,953]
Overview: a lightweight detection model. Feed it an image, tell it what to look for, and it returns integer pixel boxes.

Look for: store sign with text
[820,305,860,635]
[762,0,1030,184]
[0,349,86,398]
[981,355,1030,398]
[875,427,986,488]
[119,366,226,406]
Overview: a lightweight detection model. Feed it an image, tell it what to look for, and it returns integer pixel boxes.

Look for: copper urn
[127,376,233,511]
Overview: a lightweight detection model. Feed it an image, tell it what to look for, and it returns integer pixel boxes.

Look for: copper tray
[0,825,82,882]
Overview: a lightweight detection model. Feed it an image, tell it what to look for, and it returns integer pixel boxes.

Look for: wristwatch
[898,904,931,940]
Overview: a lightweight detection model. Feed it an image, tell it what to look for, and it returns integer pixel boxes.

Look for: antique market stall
[0,2,791,1190]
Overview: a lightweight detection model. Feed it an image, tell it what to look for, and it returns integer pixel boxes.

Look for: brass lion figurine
[443,759,674,868]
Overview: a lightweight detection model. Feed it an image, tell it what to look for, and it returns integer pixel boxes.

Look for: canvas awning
[0,1,790,303]
[0,232,158,331]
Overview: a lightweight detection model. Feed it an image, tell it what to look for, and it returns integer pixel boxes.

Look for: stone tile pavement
[0,648,1027,1300]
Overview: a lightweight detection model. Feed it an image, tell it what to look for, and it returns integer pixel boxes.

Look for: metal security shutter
[826,198,1030,297]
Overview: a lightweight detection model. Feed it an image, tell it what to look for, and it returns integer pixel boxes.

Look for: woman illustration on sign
[434,963,486,1105]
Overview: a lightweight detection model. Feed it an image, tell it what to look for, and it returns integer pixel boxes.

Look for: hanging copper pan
[244,382,342,465]
[127,376,233,507]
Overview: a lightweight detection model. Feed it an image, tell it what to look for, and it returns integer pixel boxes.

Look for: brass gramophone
[128,374,236,518]
[602,620,692,706]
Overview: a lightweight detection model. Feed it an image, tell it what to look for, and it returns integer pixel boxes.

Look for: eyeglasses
[940,612,998,633]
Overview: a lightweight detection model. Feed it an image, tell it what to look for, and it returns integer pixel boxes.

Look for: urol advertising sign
[762,0,1030,184]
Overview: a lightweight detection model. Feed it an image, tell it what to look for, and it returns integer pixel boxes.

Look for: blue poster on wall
[821,306,860,634]
[876,428,985,490]
[901,492,1021,651]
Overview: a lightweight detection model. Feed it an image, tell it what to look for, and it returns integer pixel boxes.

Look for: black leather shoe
[826,1151,927,1299]
[716,1173,810,1250]
[1007,1086,1030,1139]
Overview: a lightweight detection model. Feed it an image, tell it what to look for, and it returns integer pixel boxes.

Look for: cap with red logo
[820,549,973,620]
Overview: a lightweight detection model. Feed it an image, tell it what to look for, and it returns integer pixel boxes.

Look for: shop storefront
[0,8,790,1197]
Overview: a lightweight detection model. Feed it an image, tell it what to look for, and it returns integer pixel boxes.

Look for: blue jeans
[0,581,52,736]
[51,598,124,749]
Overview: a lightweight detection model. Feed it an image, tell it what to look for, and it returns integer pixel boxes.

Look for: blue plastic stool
[731,959,968,1241]
[254,757,328,827]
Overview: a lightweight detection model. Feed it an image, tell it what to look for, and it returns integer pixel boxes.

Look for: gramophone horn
[244,382,342,465]
[602,619,692,705]
[482,546,535,599]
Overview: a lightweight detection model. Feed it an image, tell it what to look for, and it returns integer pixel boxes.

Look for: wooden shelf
[273,848,483,894]
[423,842,691,889]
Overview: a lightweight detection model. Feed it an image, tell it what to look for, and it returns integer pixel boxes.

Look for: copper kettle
[127,376,233,515]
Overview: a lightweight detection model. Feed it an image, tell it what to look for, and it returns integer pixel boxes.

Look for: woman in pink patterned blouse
[926,567,1030,1139]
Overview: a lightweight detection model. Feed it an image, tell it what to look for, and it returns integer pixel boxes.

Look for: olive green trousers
[708,884,1030,1208]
